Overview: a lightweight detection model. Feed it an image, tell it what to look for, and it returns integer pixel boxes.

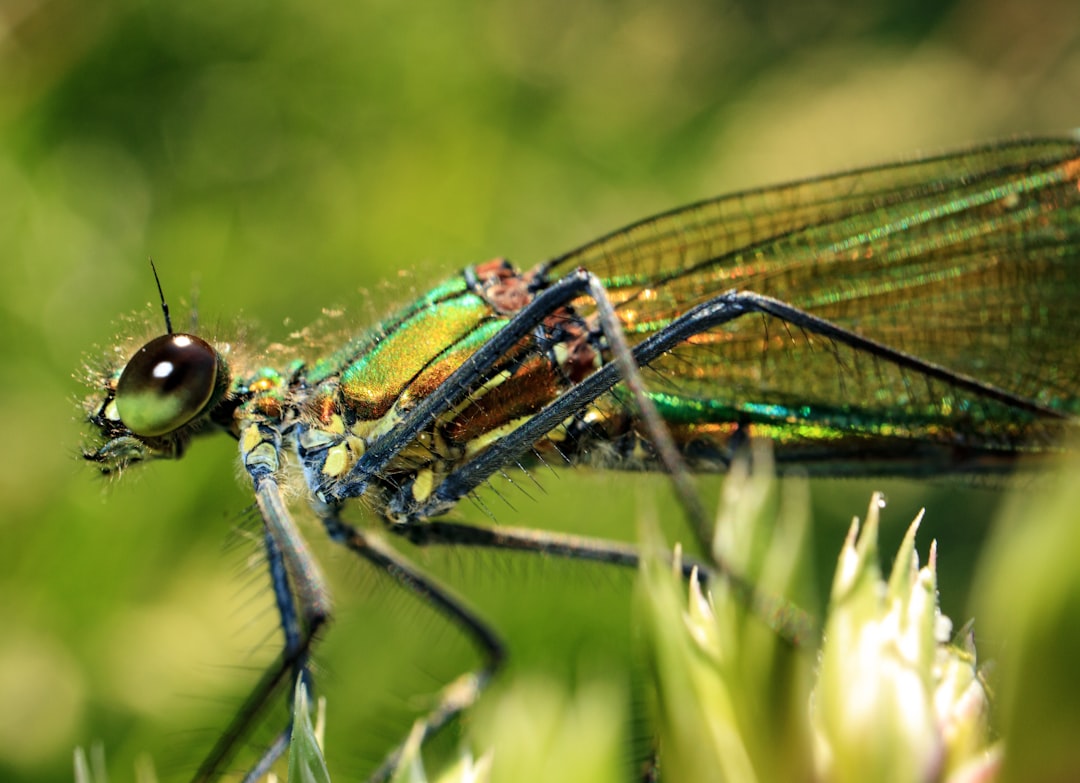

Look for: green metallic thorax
[230,267,601,515]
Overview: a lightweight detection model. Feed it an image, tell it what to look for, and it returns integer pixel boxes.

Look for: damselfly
[82,135,1080,781]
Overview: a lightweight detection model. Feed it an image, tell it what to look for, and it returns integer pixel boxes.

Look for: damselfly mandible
[82,135,1080,781]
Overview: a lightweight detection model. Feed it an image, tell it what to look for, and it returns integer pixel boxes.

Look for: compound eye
[115,333,219,437]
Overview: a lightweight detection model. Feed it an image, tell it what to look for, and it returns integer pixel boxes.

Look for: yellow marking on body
[347,434,366,458]
[241,425,263,455]
[323,443,351,477]
[362,408,404,445]
[326,414,346,435]
[245,442,279,472]
[428,427,462,462]
[552,343,569,366]
[398,442,434,463]
[431,429,449,458]
[463,417,530,459]
[299,428,339,451]
[412,469,435,502]
[104,400,120,421]
[350,418,377,439]
[478,369,512,394]
[546,422,569,442]
[583,408,604,426]
[547,415,577,443]
[439,369,513,422]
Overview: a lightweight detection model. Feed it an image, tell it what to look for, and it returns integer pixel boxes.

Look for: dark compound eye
[115,333,219,437]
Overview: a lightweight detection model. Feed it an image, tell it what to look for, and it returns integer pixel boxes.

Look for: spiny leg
[192,424,334,783]
[584,270,712,548]
[397,519,704,579]
[393,518,817,647]
[317,511,505,783]
[192,524,307,782]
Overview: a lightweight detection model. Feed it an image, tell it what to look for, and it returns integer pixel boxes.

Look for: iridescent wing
[543,138,1080,471]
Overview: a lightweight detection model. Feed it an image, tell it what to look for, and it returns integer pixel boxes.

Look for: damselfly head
[82,329,233,474]
[83,260,237,473]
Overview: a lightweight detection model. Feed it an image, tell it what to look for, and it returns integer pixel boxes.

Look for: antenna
[149,257,174,335]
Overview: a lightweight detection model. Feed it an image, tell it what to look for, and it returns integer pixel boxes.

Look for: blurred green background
[3,0,1079,781]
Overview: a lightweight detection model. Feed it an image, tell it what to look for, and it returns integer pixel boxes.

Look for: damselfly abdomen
[82,135,1080,781]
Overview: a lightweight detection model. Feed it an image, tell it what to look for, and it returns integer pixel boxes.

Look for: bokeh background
[3,0,1080,781]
